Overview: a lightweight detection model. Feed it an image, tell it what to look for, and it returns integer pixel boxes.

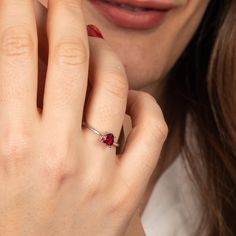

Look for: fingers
[42,0,89,131]
[119,91,168,195]
[34,0,48,65]
[0,0,38,122]
[82,36,128,155]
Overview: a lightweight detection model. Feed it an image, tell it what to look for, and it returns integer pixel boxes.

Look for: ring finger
[83,32,129,155]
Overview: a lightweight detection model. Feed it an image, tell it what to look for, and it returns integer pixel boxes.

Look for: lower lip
[88,0,169,30]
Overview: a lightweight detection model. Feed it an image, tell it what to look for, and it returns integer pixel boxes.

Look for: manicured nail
[87,24,104,39]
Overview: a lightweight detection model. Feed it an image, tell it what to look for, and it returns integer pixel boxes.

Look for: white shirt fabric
[141,155,202,236]
[140,113,203,236]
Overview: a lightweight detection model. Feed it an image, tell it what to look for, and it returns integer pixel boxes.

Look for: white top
[123,114,202,235]
[141,155,202,236]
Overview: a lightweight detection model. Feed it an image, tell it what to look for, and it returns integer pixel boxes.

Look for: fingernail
[87,24,104,39]
[128,85,132,90]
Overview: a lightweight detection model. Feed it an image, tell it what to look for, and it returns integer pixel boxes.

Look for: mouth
[88,0,178,30]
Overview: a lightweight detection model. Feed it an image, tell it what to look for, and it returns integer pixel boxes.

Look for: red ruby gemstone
[101,133,114,146]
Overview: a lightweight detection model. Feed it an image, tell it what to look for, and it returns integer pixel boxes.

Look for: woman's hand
[0,0,168,235]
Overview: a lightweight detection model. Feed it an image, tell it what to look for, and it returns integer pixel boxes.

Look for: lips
[102,0,177,11]
[88,0,177,29]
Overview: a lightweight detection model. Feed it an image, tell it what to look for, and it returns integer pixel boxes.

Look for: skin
[38,0,209,95]
[83,0,210,234]
[82,0,210,221]
[0,0,166,235]
[83,0,210,92]
[0,0,209,235]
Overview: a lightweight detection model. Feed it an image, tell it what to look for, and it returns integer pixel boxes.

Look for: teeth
[104,0,149,12]
[119,3,146,11]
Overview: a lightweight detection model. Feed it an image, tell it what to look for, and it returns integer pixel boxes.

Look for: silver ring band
[82,121,119,148]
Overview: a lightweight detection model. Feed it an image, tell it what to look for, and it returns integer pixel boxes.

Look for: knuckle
[81,171,107,199]
[55,0,82,9]
[0,26,34,58]
[103,66,128,98]
[149,118,168,142]
[107,176,132,215]
[43,144,77,180]
[137,91,168,141]
[108,190,130,215]
[54,41,88,67]
[0,129,31,161]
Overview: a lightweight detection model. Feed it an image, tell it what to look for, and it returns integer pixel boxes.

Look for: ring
[82,121,119,148]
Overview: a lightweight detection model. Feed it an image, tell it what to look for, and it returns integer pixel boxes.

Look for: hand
[0,0,168,235]
[124,209,146,236]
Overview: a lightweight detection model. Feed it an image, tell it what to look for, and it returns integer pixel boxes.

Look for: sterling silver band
[82,121,119,148]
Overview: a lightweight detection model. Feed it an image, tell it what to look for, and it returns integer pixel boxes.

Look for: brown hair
[160,0,236,235]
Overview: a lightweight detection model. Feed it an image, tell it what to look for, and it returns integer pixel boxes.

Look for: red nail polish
[87,24,104,39]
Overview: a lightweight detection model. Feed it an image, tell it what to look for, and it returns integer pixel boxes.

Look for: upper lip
[103,0,178,10]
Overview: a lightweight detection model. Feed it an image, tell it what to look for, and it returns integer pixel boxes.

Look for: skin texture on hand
[120,116,146,236]
[34,3,147,234]
[0,0,167,235]
[124,209,146,236]
[34,0,210,235]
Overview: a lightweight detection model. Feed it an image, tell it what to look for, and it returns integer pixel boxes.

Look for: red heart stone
[101,133,114,146]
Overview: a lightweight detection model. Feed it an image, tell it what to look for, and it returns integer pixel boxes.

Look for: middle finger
[43,0,89,132]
